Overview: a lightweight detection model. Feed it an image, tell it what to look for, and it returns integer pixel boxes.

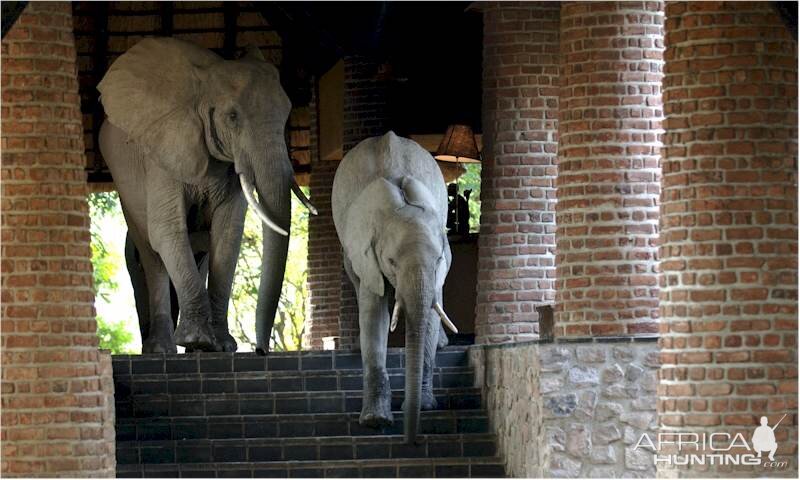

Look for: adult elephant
[98,38,316,354]
[332,132,457,444]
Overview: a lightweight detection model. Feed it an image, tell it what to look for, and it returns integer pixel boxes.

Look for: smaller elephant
[332,132,457,444]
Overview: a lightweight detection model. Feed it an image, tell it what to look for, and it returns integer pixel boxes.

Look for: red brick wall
[338,55,391,350]
[659,2,798,475]
[555,1,663,337]
[1,2,115,476]
[475,2,560,344]
[305,87,343,350]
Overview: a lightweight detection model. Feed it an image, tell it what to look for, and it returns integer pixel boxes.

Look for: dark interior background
[291,2,483,135]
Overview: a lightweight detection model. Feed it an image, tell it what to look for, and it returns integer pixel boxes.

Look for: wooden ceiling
[6,1,486,187]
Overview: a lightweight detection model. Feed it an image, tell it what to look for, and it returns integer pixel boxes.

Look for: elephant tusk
[239,174,288,236]
[291,177,318,215]
[434,302,458,334]
[390,303,400,332]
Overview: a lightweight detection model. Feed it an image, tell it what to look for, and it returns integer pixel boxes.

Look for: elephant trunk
[252,144,292,355]
[401,271,433,445]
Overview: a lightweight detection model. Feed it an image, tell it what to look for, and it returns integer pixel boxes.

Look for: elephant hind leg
[125,234,150,341]
[128,232,177,354]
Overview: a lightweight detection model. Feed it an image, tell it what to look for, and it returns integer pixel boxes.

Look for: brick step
[111,347,469,376]
[116,387,482,418]
[114,367,474,398]
[115,456,506,478]
[116,433,498,465]
[117,410,490,441]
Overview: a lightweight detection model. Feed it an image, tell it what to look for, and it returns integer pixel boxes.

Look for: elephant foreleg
[147,178,217,351]
[352,265,393,429]
[206,196,246,352]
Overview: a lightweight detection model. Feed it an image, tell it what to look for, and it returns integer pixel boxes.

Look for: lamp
[435,124,481,163]
[436,124,480,236]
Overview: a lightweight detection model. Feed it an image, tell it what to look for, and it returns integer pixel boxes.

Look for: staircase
[112,347,506,478]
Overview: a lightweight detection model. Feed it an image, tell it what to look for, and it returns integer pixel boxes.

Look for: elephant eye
[227,110,238,122]
[388,258,397,267]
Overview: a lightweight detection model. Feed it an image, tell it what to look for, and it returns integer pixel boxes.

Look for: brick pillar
[337,55,390,349]
[476,2,560,344]
[555,1,664,337]
[306,87,342,350]
[1,3,115,476]
[659,2,798,476]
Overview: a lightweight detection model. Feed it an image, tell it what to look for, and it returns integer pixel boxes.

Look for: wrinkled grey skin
[332,132,451,444]
[98,37,300,354]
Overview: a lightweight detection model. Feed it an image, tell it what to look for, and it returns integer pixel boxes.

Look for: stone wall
[1,2,115,476]
[470,338,660,478]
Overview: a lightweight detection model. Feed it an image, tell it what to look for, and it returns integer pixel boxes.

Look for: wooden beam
[255,4,342,77]
[91,2,109,175]
[318,60,344,161]
[86,170,114,184]
[159,1,173,36]
[223,2,239,59]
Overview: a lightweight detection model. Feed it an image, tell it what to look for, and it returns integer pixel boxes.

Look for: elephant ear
[344,177,405,297]
[400,176,438,211]
[98,38,223,183]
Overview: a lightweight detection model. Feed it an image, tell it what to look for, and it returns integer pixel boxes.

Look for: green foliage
[89,192,121,300]
[88,189,311,354]
[89,192,137,353]
[229,191,309,351]
[456,163,482,233]
[96,316,136,354]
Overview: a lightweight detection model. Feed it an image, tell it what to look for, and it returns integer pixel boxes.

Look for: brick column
[555,1,664,337]
[659,2,798,476]
[475,2,559,344]
[1,3,115,476]
[305,87,342,350]
[338,55,390,349]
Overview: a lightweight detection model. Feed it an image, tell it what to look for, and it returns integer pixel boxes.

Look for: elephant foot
[360,399,394,428]
[174,318,217,351]
[403,389,438,411]
[360,373,393,429]
[213,330,238,352]
[142,335,177,354]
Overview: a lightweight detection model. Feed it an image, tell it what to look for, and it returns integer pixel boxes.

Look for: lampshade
[434,124,481,163]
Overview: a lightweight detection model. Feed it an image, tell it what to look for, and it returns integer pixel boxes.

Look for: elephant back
[332,131,448,233]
